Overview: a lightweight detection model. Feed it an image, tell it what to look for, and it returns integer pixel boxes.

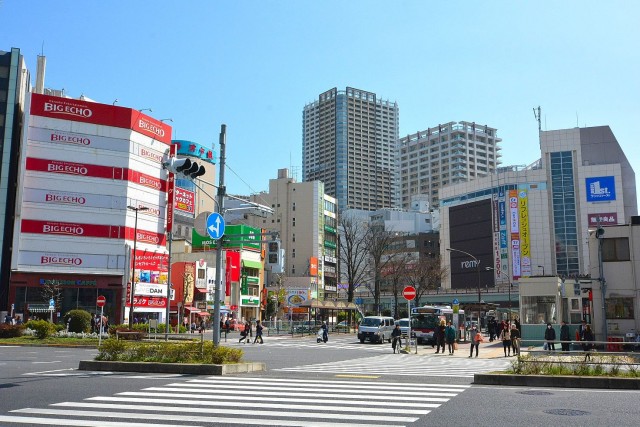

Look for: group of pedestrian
[547,320,595,358]
[91,314,108,334]
[238,319,263,344]
[3,314,22,325]
[498,323,521,357]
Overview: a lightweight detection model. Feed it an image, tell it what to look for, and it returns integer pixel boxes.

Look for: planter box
[474,373,640,389]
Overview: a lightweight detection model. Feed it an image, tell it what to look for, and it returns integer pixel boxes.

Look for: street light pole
[446,248,481,326]
[127,205,149,329]
[213,124,226,346]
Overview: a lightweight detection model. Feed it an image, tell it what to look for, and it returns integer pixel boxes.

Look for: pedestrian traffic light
[164,157,206,179]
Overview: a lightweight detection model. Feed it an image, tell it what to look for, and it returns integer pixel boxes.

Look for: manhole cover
[544,409,590,416]
[517,390,553,395]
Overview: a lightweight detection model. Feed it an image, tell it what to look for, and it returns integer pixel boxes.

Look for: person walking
[581,324,595,360]
[445,321,457,355]
[499,324,512,357]
[544,322,556,351]
[253,320,264,344]
[510,324,521,356]
[487,319,495,342]
[469,324,482,358]
[435,319,446,354]
[239,321,251,343]
[560,320,570,352]
[391,324,402,353]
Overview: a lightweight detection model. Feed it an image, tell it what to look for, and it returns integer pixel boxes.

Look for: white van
[358,316,396,344]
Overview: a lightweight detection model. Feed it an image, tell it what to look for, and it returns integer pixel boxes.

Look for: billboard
[586,176,616,202]
[587,212,618,226]
[448,199,494,290]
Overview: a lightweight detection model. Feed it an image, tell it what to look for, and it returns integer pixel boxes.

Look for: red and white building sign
[587,212,618,226]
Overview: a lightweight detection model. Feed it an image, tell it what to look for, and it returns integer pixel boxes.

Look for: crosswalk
[275,353,511,377]
[229,335,391,352]
[0,376,468,426]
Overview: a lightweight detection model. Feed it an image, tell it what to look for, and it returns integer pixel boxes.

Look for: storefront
[9,272,123,323]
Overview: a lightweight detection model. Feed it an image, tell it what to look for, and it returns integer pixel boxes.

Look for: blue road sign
[206,212,225,239]
[355,298,363,305]
[452,298,459,305]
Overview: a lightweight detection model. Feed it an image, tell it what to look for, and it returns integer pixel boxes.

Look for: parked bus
[411,305,465,345]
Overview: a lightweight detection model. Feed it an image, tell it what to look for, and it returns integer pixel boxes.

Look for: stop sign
[96,295,106,308]
[403,286,416,301]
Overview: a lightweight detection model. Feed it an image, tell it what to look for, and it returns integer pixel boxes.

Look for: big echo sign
[403,286,416,301]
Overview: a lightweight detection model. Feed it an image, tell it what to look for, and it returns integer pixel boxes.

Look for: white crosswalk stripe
[275,353,511,377]
[229,335,391,352]
[0,376,468,426]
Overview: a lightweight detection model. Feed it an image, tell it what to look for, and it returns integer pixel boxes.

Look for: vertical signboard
[498,189,509,278]
[509,190,521,279]
[166,144,176,233]
[519,190,531,277]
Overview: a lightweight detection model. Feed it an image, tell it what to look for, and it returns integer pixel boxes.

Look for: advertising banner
[226,251,240,296]
[166,144,176,233]
[26,157,167,192]
[175,187,195,215]
[28,126,130,153]
[134,283,168,297]
[18,251,122,269]
[22,219,124,239]
[509,190,519,233]
[585,176,616,202]
[309,257,318,276]
[499,190,509,276]
[509,190,521,279]
[22,187,118,209]
[30,93,172,144]
[286,289,309,307]
[132,249,168,271]
[519,190,531,277]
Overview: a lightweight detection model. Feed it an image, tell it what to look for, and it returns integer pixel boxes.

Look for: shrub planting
[0,323,25,338]
[65,309,92,333]
[25,319,56,339]
[95,339,243,364]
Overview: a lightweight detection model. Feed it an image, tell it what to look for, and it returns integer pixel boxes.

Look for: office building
[302,87,398,211]
[397,121,501,210]
[245,168,338,300]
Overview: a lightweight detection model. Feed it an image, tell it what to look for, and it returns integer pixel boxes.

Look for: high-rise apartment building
[245,169,338,300]
[302,87,398,211]
[0,48,30,317]
[397,121,501,210]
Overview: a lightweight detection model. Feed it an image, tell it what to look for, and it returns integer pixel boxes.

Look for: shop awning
[184,306,199,313]
[198,312,210,316]
[27,304,53,313]
[241,260,263,270]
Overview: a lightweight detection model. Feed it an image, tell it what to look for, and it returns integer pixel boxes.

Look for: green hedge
[66,309,92,333]
[25,319,56,339]
[95,339,243,364]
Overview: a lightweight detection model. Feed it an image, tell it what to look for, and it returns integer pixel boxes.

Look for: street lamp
[446,248,481,326]
[127,205,149,329]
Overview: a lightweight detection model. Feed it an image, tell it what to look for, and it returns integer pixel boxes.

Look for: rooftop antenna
[533,106,541,132]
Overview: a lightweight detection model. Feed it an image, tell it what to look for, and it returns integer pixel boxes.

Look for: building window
[605,297,634,319]
[292,233,296,242]
[292,249,296,258]
[521,296,558,324]
[292,218,296,227]
[602,238,630,262]
[292,202,296,211]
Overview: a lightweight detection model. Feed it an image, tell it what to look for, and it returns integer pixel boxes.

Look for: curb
[474,373,640,389]
[78,360,266,375]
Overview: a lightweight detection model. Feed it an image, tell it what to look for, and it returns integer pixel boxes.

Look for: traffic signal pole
[213,124,226,346]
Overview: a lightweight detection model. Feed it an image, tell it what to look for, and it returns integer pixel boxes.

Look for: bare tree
[338,213,371,303]
[406,255,448,306]
[40,280,63,320]
[381,251,412,318]
[366,224,397,316]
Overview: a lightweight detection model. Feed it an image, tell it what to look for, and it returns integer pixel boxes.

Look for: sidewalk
[414,336,523,359]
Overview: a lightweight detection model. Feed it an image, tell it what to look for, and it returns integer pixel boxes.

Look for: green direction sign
[192,224,262,251]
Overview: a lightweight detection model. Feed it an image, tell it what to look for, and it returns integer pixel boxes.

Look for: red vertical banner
[226,251,240,296]
[166,144,177,233]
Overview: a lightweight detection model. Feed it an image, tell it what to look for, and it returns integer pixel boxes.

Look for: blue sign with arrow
[206,212,225,240]
[452,298,459,305]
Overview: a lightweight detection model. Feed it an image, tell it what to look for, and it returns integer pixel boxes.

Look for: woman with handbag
[445,321,457,355]
[469,324,482,358]
[499,324,511,357]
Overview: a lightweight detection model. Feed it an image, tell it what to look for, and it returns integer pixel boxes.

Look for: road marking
[32,361,62,364]
[335,374,380,379]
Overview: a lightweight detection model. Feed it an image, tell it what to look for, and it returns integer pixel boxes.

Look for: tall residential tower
[302,87,398,211]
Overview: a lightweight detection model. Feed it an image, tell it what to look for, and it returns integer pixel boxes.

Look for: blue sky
[3,0,639,207]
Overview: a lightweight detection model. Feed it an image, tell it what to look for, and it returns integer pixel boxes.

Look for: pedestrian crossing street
[276,353,511,377]
[0,376,469,426]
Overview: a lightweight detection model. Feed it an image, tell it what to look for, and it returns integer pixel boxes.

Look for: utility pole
[213,124,226,346]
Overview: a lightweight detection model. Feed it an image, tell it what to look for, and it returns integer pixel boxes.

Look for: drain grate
[544,409,590,416]
[517,390,553,395]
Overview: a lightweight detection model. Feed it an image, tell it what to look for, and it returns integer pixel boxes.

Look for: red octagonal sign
[403,286,416,301]
[96,295,106,308]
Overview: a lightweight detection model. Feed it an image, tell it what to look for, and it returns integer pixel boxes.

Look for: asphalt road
[1,334,639,426]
